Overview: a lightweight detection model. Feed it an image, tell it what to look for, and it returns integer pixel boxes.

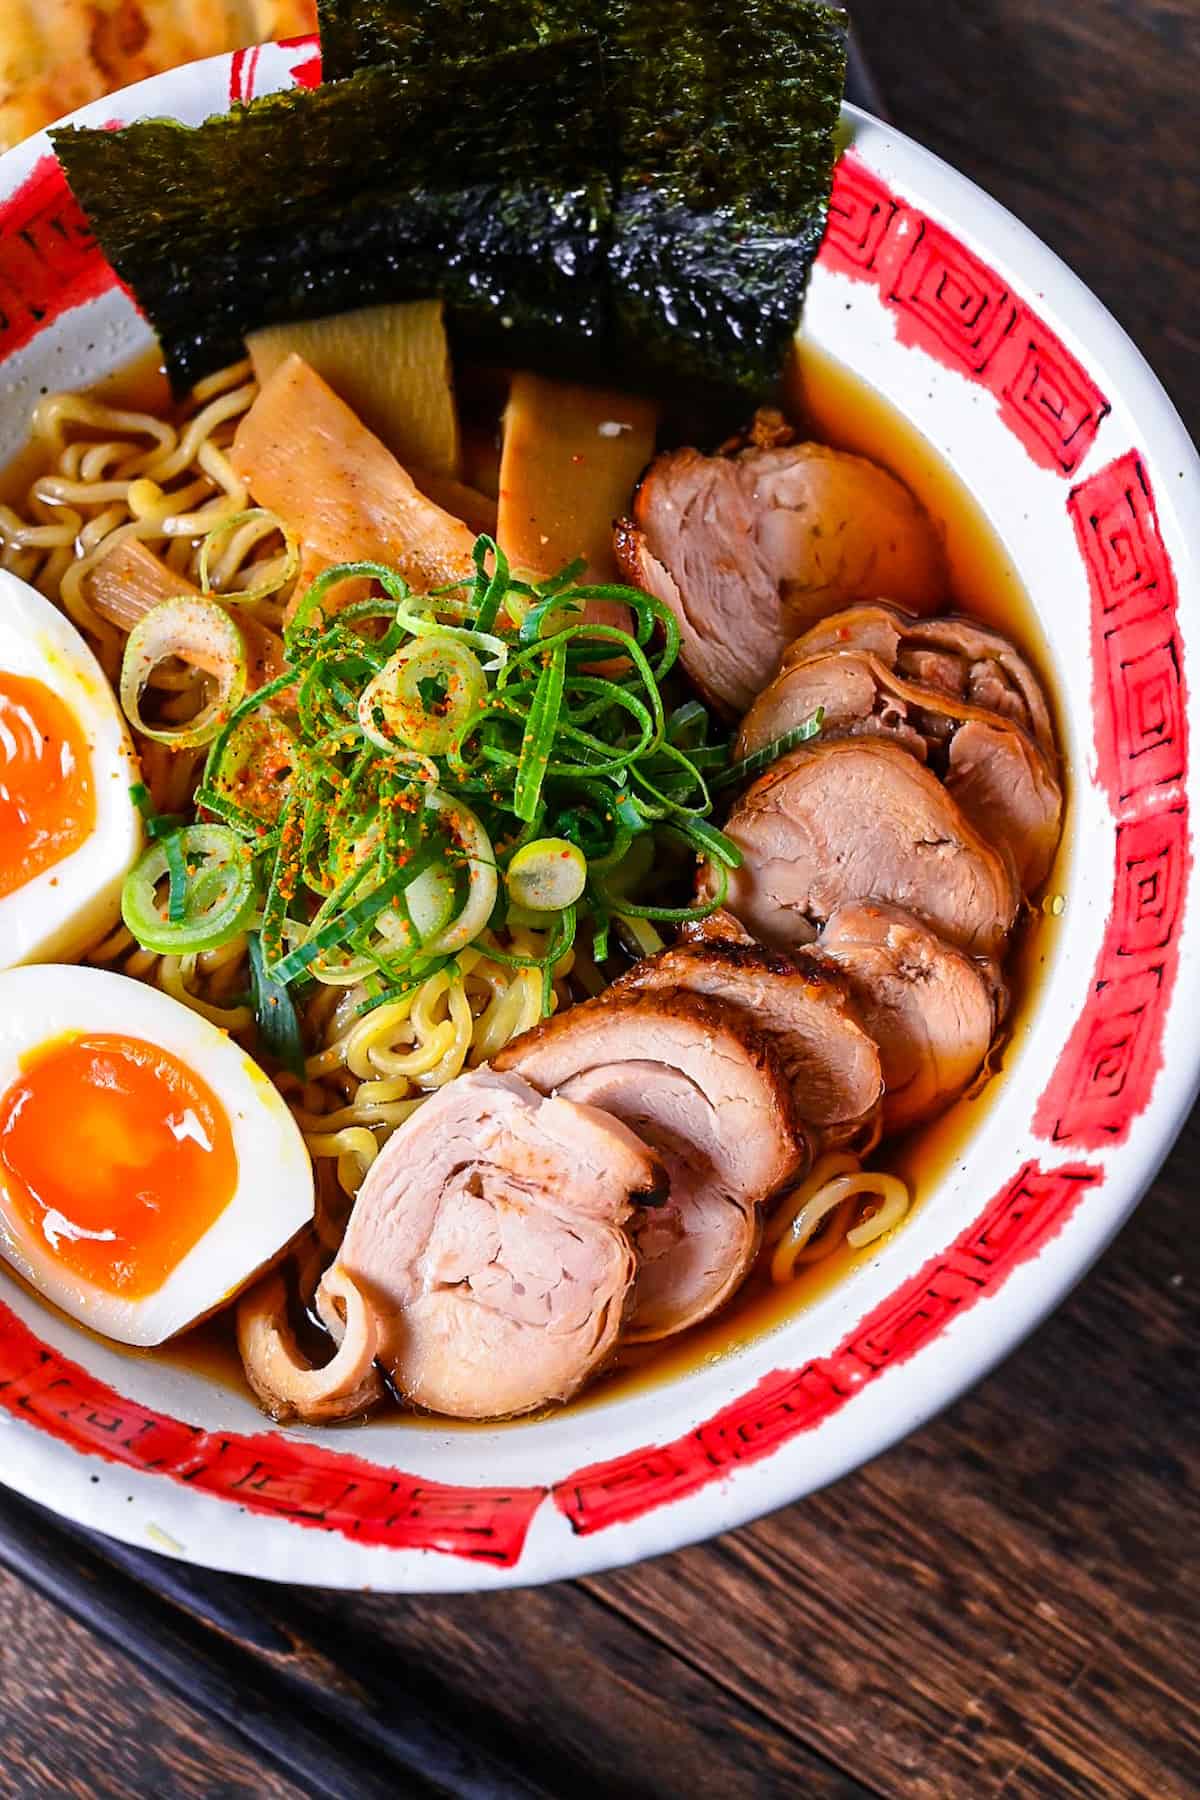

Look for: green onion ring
[358,638,487,755]
[122,824,256,954]
[120,596,247,749]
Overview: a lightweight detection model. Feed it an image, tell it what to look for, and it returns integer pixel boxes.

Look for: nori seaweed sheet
[318,0,587,80]
[609,2,849,394]
[319,0,848,395]
[53,40,613,392]
[55,4,846,402]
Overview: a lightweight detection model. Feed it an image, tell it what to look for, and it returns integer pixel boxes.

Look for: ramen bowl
[0,40,1197,1592]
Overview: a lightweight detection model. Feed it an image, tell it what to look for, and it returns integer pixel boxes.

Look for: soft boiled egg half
[0,568,142,966]
[0,965,314,1346]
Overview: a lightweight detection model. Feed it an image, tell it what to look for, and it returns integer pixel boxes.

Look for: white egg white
[0,964,315,1346]
[0,569,142,967]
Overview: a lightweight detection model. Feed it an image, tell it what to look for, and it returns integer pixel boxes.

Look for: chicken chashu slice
[496,990,807,1342]
[815,902,1000,1131]
[703,737,1020,958]
[736,644,1062,889]
[324,1069,666,1420]
[613,938,883,1154]
[614,443,945,716]
[681,908,757,948]
[785,601,1056,757]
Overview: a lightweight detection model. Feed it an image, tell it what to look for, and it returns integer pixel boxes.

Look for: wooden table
[3,5,1198,1796]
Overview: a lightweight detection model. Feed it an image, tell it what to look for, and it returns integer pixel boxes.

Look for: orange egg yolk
[0,671,95,899]
[0,1034,238,1300]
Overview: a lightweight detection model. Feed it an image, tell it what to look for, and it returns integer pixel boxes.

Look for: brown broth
[2,340,1070,1425]
[0,349,172,512]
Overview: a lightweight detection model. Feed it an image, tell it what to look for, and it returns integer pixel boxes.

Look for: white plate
[0,38,1197,1591]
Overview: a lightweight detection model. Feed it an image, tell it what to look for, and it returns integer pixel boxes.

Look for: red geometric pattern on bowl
[820,152,1111,475]
[0,1298,545,1565]
[0,99,1186,1563]
[0,155,111,362]
[1035,453,1190,1147]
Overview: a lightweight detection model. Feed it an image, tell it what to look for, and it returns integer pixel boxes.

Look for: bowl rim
[0,42,1197,1592]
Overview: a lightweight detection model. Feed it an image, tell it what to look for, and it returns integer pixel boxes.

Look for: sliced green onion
[247,930,306,1077]
[711,711,824,790]
[613,913,666,959]
[285,560,409,650]
[611,854,730,922]
[193,783,280,844]
[421,791,497,955]
[480,902,577,1015]
[517,592,584,644]
[128,781,186,842]
[393,595,509,669]
[115,533,744,998]
[207,705,297,827]
[676,817,743,869]
[163,830,188,924]
[513,642,566,822]
[259,787,304,967]
[470,534,512,635]
[122,824,256,954]
[358,638,486,755]
[404,863,457,943]
[590,896,611,964]
[120,596,247,749]
[507,837,587,912]
[270,868,409,985]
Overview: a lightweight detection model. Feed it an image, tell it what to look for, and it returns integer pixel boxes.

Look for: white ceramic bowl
[0,40,1197,1592]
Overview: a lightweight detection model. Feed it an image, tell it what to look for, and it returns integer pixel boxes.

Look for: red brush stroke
[290,54,323,90]
[818,153,1110,475]
[0,1299,544,1564]
[554,1161,1101,1535]
[887,214,1019,376]
[228,44,263,106]
[0,156,117,365]
[995,312,1112,478]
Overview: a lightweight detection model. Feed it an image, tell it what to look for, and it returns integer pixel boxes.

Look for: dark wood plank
[0,1481,874,1800]
[270,1575,879,1799]
[0,1488,551,1800]
[849,0,1200,434]
[0,1564,305,1800]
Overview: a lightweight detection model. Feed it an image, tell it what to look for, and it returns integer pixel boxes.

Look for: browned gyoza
[321,1068,666,1419]
[496,990,806,1342]
[615,443,945,714]
[704,737,1019,956]
[613,937,883,1153]
[736,639,1062,889]
[814,902,1000,1130]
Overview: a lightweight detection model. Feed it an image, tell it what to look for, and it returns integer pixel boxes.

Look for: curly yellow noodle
[769,1156,912,1285]
[2,367,259,675]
